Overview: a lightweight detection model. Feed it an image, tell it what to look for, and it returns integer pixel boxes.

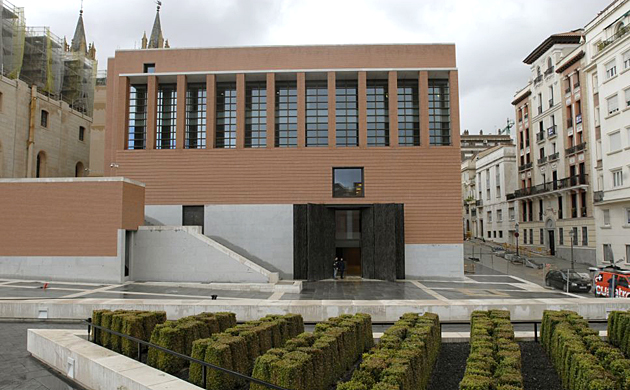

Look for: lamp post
[515,222,520,257]
[569,229,575,272]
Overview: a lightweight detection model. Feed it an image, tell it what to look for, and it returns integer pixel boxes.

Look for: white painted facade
[584,0,630,265]
[474,145,519,245]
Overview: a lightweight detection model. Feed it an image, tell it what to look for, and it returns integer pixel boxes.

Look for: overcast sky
[24,0,608,135]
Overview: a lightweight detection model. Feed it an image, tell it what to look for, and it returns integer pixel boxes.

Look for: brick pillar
[328,72,336,148]
[176,75,186,149]
[236,73,246,149]
[419,71,429,147]
[146,75,158,149]
[266,73,275,148]
[206,74,216,149]
[388,71,398,147]
[358,71,367,148]
[297,72,306,148]
[449,70,460,147]
[117,76,129,151]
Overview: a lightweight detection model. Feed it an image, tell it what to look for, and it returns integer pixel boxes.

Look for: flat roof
[0,177,145,187]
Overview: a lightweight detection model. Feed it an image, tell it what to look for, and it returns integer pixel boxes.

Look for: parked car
[545,269,592,293]
[590,266,630,298]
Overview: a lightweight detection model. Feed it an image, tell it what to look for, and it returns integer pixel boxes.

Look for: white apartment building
[462,158,477,238]
[474,145,519,245]
[583,0,630,265]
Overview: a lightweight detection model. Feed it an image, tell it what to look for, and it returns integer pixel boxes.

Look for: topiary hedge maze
[336,312,440,390]
[459,310,523,390]
[608,311,630,359]
[250,313,373,390]
[541,310,630,390]
[92,309,166,358]
[189,313,304,390]
[147,312,237,375]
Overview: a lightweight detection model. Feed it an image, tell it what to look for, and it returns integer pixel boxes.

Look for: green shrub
[91,309,166,357]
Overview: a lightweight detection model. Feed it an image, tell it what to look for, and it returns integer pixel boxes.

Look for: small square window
[144,63,156,73]
[79,126,85,141]
[333,168,364,198]
[41,110,48,128]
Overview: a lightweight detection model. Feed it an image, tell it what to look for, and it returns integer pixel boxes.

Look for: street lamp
[515,222,520,256]
[569,229,575,272]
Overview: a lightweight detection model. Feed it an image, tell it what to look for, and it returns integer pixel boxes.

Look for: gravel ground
[428,343,470,390]
[519,342,563,390]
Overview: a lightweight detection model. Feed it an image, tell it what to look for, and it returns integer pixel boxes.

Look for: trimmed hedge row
[92,309,166,358]
[336,312,441,390]
[609,311,630,358]
[188,313,304,390]
[459,310,524,390]
[147,312,236,375]
[250,313,373,390]
[541,310,630,390]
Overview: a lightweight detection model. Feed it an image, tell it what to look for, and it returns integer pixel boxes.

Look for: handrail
[84,319,290,390]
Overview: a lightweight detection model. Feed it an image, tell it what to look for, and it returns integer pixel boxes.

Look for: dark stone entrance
[293,203,404,281]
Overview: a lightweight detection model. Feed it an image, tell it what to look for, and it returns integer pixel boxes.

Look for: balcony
[506,193,516,201]
[571,207,588,219]
[534,74,543,84]
[594,191,604,203]
[519,162,533,172]
[544,66,554,76]
[476,200,483,207]
[536,131,545,142]
[548,152,560,161]
[524,114,529,122]
[574,81,580,89]
[576,142,587,153]
[565,87,571,94]
[547,125,557,137]
[576,114,582,124]
[511,174,588,199]
[549,98,554,107]
[538,156,547,165]
[581,207,588,218]
[597,25,629,53]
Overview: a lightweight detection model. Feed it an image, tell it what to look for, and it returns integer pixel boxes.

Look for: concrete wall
[145,205,182,226]
[405,244,464,279]
[204,204,293,278]
[131,226,269,283]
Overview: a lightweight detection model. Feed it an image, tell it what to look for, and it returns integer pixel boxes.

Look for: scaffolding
[0,0,25,79]
[20,27,63,96]
[62,49,96,116]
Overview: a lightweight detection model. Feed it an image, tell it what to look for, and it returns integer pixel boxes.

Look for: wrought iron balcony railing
[511,174,588,199]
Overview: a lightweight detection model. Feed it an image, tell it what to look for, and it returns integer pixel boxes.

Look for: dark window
[559,228,564,245]
[156,84,177,149]
[333,168,364,198]
[529,229,533,244]
[558,196,563,219]
[336,80,358,147]
[185,83,207,149]
[366,80,389,146]
[582,226,588,246]
[275,80,298,147]
[183,206,205,234]
[397,79,420,146]
[40,110,48,128]
[539,199,544,221]
[128,85,147,149]
[216,82,237,148]
[79,126,85,141]
[306,80,328,147]
[143,63,155,73]
[540,228,544,245]
[429,79,451,145]
[245,81,267,148]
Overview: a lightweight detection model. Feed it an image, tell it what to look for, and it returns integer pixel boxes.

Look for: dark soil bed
[519,342,563,390]
[428,342,469,390]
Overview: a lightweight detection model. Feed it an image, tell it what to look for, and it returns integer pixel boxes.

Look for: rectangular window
[604,244,613,263]
[529,229,533,244]
[604,209,611,226]
[613,170,624,187]
[275,80,298,147]
[185,83,207,149]
[156,84,177,149]
[429,79,451,145]
[625,88,630,108]
[608,94,619,115]
[497,209,503,222]
[216,82,237,148]
[333,168,364,198]
[397,79,419,146]
[610,131,621,152]
[499,231,503,239]
[40,110,48,128]
[509,207,515,221]
[305,80,328,147]
[540,228,544,245]
[335,80,358,147]
[366,80,389,146]
[487,211,492,222]
[623,50,630,70]
[524,229,528,244]
[572,227,578,244]
[605,60,617,79]
[143,63,155,73]
[79,126,85,141]
[245,81,267,148]
[627,208,630,225]
[539,199,544,221]
[559,228,564,245]
[558,196,563,219]
[128,85,147,150]
[627,245,630,264]
[582,226,588,246]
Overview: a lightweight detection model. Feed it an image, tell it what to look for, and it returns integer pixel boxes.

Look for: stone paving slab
[421,281,525,290]
[11,282,108,290]
[280,280,436,300]
[109,284,273,299]
[466,275,525,283]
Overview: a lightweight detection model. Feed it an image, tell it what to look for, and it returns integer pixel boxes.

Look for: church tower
[142,1,168,49]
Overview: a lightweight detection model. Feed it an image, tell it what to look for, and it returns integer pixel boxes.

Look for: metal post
[534,322,538,342]
[570,233,575,272]
[203,366,207,388]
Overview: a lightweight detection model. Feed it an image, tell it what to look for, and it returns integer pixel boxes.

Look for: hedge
[541,310,630,390]
[459,310,523,390]
[147,312,236,375]
[336,312,440,390]
[608,311,630,359]
[251,313,373,390]
[189,313,304,390]
[92,309,166,358]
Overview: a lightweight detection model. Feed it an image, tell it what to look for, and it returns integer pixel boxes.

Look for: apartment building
[460,129,513,161]
[512,31,597,264]
[462,158,477,238]
[583,0,630,265]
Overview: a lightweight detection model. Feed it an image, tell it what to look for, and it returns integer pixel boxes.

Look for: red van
[591,266,630,298]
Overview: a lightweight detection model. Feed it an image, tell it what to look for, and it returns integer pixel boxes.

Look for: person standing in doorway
[339,257,346,279]
[333,257,339,280]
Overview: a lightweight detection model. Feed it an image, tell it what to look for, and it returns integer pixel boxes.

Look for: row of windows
[127,79,450,150]
[520,192,587,222]
[519,226,589,246]
[39,109,85,141]
[485,207,516,222]
[603,244,630,264]
[602,208,630,227]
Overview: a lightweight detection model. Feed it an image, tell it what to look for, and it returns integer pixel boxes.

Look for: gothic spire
[148,1,164,49]
[70,6,88,54]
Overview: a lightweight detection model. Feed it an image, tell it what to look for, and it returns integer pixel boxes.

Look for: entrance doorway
[548,229,555,255]
[335,210,361,276]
